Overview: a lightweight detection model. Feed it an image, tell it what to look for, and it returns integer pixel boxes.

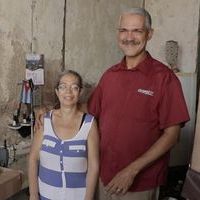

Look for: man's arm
[106,125,181,195]
[34,106,50,130]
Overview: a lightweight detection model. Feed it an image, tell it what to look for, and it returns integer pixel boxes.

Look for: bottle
[22,111,27,124]
[12,110,18,126]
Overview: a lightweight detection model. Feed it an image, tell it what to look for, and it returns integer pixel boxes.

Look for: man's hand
[105,125,181,196]
[105,165,138,195]
[34,106,47,131]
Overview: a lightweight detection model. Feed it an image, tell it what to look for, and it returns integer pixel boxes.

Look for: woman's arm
[84,119,99,200]
[28,120,44,200]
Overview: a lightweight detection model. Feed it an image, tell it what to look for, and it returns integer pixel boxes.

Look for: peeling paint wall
[0,0,141,143]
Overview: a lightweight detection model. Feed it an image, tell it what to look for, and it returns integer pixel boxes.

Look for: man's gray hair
[119,7,152,30]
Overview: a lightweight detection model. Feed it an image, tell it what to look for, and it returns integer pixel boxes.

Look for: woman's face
[55,73,81,107]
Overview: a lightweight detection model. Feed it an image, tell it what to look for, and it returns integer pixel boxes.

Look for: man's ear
[147,28,154,41]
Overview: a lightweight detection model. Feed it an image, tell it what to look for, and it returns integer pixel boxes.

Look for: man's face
[117,13,153,58]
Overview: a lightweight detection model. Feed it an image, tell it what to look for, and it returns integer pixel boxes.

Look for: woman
[28,70,99,200]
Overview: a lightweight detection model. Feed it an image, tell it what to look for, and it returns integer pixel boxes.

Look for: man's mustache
[122,40,140,45]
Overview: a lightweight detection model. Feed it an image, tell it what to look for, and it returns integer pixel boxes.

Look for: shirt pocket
[43,139,56,148]
[133,92,156,122]
[68,144,87,157]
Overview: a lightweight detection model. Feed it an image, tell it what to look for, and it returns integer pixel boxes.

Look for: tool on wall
[8,79,34,139]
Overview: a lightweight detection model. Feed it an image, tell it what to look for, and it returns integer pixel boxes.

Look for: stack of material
[0,167,23,200]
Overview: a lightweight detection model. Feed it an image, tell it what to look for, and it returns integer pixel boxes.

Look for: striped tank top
[38,111,94,200]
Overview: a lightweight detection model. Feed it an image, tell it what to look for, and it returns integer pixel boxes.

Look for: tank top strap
[43,110,54,137]
[77,113,94,140]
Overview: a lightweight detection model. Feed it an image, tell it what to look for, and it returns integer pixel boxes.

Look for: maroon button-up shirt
[88,52,190,191]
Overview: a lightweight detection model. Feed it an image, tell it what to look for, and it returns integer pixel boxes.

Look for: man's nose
[126,31,134,40]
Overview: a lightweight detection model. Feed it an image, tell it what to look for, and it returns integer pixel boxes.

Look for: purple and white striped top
[38,111,94,200]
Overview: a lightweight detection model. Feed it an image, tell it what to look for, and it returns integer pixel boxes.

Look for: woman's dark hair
[55,70,83,89]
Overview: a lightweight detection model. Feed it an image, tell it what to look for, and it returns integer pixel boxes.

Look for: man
[88,7,190,200]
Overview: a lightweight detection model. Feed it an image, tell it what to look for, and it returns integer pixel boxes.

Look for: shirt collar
[112,52,154,75]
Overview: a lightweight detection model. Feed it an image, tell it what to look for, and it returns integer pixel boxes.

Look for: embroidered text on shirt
[137,89,154,96]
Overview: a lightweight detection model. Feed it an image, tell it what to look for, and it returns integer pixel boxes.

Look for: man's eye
[118,29,127,33]
[134,29,144,33]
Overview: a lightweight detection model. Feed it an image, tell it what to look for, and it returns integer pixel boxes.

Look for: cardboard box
[0,167,23,200]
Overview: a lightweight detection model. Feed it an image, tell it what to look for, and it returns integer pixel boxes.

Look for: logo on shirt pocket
[137,88,154,96]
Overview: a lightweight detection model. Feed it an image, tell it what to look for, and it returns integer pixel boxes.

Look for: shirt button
[60,150,62,153]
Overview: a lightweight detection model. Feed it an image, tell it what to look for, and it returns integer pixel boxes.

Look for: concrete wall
[0,0,31,104]
[0,0,141,143]
[0,0,63,144]
[64,0,141,83]
[146,0,200,73]
[0,0,33,144]
[145,0,200,166]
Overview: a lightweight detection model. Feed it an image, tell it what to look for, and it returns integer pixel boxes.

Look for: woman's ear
[55,88,59,97]
[79,87,84,97]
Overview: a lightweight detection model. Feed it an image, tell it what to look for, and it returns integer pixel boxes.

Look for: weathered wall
[0,0,31,104]
[0,0,141,143]
[0,0,64,144]
[0,0,33,144]
[145,0,200,166]
[146,0,200,73]
[64,0,141,83]
[31,0,64,105]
